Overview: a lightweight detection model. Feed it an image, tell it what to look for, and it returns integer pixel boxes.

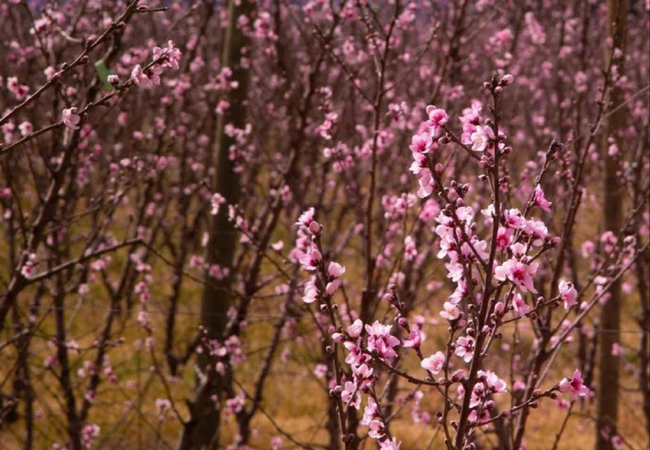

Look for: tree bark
[177,1,253,448]
[595,1,627,448]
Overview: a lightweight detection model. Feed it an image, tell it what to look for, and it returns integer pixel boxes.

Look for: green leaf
[94,60,113,91]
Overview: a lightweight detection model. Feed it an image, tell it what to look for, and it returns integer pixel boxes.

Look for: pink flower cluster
[131,41,181,88]
[294,208,346,303]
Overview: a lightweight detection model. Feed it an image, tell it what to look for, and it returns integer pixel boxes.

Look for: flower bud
[108,74,121,87]
[309,221,321,234]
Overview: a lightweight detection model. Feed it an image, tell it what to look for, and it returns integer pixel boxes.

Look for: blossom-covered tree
[0,1,647,449]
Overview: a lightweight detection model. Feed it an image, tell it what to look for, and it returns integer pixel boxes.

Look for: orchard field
[0,1,648,449]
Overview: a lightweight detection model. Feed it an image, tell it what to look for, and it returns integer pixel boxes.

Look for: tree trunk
[595,1,627,448]
[177,1,253,448]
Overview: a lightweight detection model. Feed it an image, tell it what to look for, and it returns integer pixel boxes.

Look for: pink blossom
[470,125,492,152]
[421,351,445,374]
[524,218,549,245]
[20,253,38,278]
[496,227,513,249]
[153,40,182,69]
[341,381,361,409]
[404,236,418,261]
[361,397,379,426]
[479,370,507,393]
[445,261,465,283]
[155,398,172,421]
[296,207,321,235]
[271,437,283,450]
[512,293,530,317]
[365,321,400,359]
[81,424,100,447]
[302,281,319,304]
[353,362,374,379]
[468,408,490,424]
[425,105,449,133]
[409,133,432,154]
[459,101,482,144]
[298,245,322,271]
[225,393,245,415]
[379,438,401,449]
[513,380,526,391]
[525,12,547,45]
[501,74,515,85]
[409,152,428,175]
[325,279,340,295]
[558,279,578,310]
[503,208,525,229]
[575,71,588,93]
[211,193,226,215]
[416,169,435,198]
[62,107,81,130]
[343,341,364,367]
[347,319,363,338]
[581,240,596,258]
[368,420,387,440]
[494,258,539,293]
[403,327,422,348]
[440,301,460,321]
[532,185,552,212]
[6,76,29,100]
[455,336,475,362]
[18,121,33,136]
[147,66,163,86]
[328,262,346,278]
[558,369,590,399]
[131,64,152,88]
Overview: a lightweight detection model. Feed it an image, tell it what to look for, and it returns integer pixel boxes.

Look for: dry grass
[1,283,647,449]
[1,200,648,450]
